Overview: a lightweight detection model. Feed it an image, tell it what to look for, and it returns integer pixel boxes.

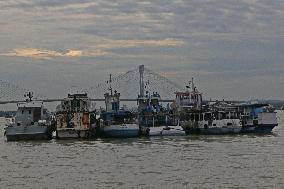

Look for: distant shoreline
[0,111,16,118]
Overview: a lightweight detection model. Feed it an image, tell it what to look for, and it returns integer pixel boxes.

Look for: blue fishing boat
[138,92,185,136]
[137,65,185,136]
[100,110,139,138]
[99,74,139,138]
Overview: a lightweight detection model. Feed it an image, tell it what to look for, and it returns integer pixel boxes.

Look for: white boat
[4,92,54,141]
[171,78,204,134]
[171,78,203,112]
[143,125,185,136]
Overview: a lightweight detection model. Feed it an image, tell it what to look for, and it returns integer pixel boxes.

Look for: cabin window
[204,113,211,121]
[195,114,199,121]
[185,114,190,121]
[191,114,194,121]
[29,110,31,114]
[222,113,226,119]
[227,123,232,126]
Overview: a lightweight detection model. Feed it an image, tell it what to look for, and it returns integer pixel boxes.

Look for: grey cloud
[0,0,284,100]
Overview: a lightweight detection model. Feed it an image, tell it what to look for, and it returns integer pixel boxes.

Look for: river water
[0,111,283,189]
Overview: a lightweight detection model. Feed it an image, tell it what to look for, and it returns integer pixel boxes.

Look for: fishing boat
[4,92,54,141]
[173,79,242,134]
[171,78,203,112]
[184,109,242,134]
[137,65,185,136]
[171,78,203,134]
[55,93,92,139]
[99,75,139,138]
[235,103,278,133]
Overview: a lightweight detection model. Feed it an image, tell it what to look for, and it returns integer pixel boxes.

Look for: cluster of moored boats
[3,67,279,141]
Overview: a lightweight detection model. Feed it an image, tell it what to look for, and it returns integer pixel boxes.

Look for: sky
[0,0,284,102]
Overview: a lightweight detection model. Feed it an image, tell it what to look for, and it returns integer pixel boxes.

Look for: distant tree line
[0,111,16,117]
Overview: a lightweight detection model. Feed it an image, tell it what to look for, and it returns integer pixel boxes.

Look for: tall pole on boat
[109,74,113,96]
[139,65,145,97]
[191,77,194,92]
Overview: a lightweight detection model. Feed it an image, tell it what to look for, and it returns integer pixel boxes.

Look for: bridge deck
[0,99,244,105]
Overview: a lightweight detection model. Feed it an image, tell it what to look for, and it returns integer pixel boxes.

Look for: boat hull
[183,119,242,135]
[186,126,242,135]
[5,126,52,141]
[56,129,89,139]
[142,126,186,136]
[102,124,139,138]
[241,124,278,133]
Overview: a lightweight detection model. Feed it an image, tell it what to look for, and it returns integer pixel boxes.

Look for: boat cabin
[236,103,277,126]
[15,101,44,126]
[100,110,136,126]
[56,93,91,130]
[60,93,90,112]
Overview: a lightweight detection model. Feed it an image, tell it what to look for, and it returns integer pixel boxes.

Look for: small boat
[99,74,139,138]
[55,93,93,139]
[4,92,54,141]
[143,124,185,136]
[236,103,278,133]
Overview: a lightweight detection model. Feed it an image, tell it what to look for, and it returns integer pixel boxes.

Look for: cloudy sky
[0,0,284,101]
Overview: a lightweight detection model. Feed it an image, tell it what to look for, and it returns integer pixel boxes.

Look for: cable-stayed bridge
[0,65,184,105]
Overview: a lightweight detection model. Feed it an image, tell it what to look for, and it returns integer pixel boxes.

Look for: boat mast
[191,77,195,92]
[139,65,145,97]
[108,74,113,96]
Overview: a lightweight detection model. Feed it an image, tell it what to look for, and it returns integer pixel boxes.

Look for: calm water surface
[0,111,284,189]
